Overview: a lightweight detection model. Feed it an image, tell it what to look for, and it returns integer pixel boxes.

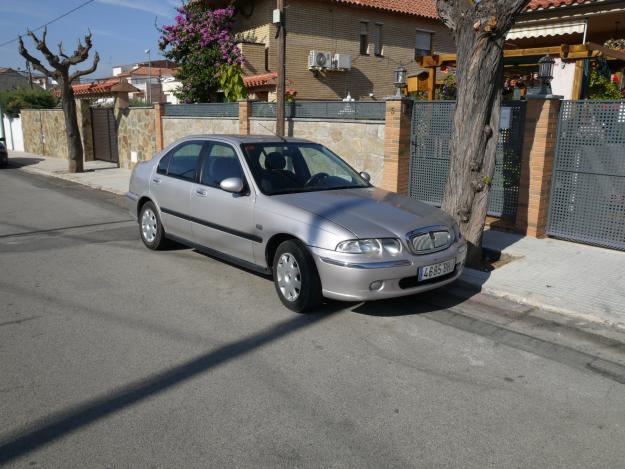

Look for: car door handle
[196,189,208,197]
[152,177,162,184]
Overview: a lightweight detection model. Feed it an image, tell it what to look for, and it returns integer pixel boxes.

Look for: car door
[150,140,206,242]
[190,141,257,264]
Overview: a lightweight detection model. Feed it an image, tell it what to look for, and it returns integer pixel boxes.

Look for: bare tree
[19,28,99,173]
[437,0,530,265]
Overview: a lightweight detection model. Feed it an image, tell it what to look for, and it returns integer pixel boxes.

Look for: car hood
[275,187,454,239]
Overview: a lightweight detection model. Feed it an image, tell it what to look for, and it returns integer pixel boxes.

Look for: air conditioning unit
[308,50,332,70]
[333,53,352,71]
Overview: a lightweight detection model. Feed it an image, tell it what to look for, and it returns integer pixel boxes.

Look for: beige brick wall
[235,0,455,100]
[162,117,239,147]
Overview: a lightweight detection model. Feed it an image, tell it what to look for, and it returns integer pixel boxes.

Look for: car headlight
[336,238,402,256]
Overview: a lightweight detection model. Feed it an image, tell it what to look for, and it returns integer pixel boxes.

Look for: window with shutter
[360,22,369,55]
[415,30,432,57]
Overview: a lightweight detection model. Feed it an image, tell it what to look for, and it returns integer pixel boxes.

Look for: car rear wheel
[273,240,322,313]
[139,201,168,250]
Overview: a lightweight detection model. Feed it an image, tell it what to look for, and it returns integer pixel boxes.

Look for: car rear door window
[199,143,244,188]
[166,142,204,181]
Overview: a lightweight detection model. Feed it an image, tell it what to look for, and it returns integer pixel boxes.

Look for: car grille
[406,227,452,255]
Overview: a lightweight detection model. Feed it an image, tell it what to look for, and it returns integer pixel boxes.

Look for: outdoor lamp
[394,66,407,97]
[538,55,555,95]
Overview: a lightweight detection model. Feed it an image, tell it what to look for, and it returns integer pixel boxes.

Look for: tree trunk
[61,78,84,173]
[437,0,530,267]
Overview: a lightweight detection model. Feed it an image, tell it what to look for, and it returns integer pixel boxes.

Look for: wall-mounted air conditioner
[308,50,332,70]
[333,53,352,71]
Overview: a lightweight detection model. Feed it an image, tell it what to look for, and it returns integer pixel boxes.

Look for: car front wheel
[139,201,168,250]
[273,240,322,313]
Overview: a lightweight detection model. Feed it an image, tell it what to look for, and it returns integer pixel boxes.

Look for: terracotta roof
[54,78,139,97]
[243,72,278,87]
[332,0,437,18]
[526,0,597,11]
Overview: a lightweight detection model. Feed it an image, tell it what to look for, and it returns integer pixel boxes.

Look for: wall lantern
[394,66,408,97]
[537,55,555,95]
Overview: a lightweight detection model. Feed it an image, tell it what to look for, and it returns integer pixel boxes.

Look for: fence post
[154,102,165,152]
[515,96,562,237]
[239,99,253,135]
[382,98,413,195]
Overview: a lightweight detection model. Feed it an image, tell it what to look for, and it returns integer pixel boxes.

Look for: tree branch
[18,35,56,79]
[27,27,64,71]
[58,41,69,59]
[67,30,94,66]
[69,51,100,82]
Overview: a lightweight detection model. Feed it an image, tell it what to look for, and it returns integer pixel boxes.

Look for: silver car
[126,135,466,312]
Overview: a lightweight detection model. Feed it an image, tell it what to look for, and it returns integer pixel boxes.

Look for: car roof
[180,134,315,145]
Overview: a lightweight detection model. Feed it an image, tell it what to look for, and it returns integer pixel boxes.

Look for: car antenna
[256,120,288,143]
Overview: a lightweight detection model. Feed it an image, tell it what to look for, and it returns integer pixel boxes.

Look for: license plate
[419,259,455,281]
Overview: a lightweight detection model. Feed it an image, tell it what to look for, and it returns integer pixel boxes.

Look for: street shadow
[350,282,481,318]
[6,156,45,168]
[0,305,342,465]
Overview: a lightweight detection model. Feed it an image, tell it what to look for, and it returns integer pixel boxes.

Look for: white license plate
[419,259,455,281]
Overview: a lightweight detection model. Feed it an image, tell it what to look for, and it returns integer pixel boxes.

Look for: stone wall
[249,118,385,185]
[21,105,94,161]
[117,107,157,169]
[21,109,69,159]
[162,117,239,147]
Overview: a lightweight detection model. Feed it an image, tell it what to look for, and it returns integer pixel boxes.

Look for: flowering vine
[159,2,246,102]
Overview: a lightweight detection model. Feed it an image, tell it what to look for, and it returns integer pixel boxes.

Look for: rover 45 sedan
[126,135,466,312]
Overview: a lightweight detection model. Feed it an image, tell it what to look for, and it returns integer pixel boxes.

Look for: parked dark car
[0,139,7,168]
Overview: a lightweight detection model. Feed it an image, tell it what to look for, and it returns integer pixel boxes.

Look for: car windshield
[240,142,370,195]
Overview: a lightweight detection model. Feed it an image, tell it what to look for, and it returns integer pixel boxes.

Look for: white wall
[2,115,24,151]
[551,58,575,100]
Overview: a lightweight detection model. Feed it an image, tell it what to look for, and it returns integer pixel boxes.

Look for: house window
[374,23,383,56]
[415,30,433,57]
[360,22,369,55]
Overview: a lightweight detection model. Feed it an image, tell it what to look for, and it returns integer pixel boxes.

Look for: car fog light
[369,281,384,291]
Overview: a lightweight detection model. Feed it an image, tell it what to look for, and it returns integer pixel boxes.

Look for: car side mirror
[360,171,371,182]
[220,177,245,194]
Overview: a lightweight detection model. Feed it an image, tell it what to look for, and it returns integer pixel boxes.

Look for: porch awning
[507,20,586,40]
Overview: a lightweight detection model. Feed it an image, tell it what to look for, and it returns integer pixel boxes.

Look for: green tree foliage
[0,87,58,117]
[587,63,623,100]
[159,3,246,103]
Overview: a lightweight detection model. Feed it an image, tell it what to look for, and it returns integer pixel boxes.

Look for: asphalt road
[1,167,625,468]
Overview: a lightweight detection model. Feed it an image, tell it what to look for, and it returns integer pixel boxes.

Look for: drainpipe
[582,18,588,44]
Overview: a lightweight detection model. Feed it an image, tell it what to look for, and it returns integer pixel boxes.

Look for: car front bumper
[310,241,466,301]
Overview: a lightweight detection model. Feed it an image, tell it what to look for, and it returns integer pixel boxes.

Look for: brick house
[230,0,455,100]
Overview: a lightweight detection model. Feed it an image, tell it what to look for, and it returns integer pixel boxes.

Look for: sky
[0,0,182,78]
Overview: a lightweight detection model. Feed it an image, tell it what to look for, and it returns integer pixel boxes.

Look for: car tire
[139,201,169,250]
[273,240,322,313]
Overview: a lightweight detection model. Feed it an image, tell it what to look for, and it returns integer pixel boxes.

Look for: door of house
[91,108,119,163]
[547,100,625,251]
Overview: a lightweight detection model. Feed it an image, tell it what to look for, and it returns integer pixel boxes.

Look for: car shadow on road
[350,283,481,317]
[6,156,45,168]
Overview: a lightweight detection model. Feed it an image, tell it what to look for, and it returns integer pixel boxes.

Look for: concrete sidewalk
[8,151,625,329]
[462,230,625,329]
[8,151,131,196]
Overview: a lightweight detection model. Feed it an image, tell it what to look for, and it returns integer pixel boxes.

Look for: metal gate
[409,100,526,219]
[91,108,118,163]
[547,100,625,251]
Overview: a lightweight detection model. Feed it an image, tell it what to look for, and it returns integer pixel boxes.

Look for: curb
[458,275,625,332]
